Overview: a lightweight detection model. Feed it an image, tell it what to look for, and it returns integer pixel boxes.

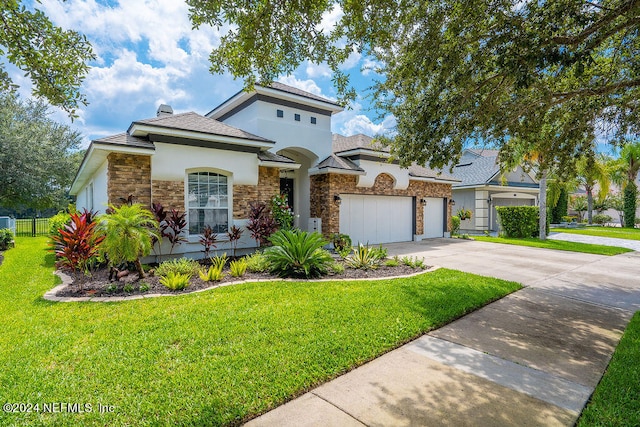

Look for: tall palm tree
[98,204,159,279]
[575,153,610,224]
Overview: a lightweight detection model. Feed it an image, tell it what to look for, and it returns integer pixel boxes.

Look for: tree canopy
[188,0,640,171]
[0,0,94,116]
[0,92,84,211]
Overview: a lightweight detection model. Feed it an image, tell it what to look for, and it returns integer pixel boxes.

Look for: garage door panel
[339,195,413,244]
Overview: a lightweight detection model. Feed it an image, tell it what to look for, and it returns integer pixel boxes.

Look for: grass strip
[577,311,640,426]
[0,237,521,426]
[550,226,640,241]
[472,236,632,256]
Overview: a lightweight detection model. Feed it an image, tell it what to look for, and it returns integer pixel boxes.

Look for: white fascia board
[308,167,366,176]
[256,86,344,114]
[485,184,539,193]
[409,176,460,184]
[129,124,274,150]
[336,148,391,159]
[206,91,253,119]
[259,161,301,169]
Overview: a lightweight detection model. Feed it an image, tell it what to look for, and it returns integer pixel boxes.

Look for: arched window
[187,171,229,235]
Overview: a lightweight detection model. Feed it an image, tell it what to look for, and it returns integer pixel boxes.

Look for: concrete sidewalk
[245,240,640,426]
[548,231,640,252]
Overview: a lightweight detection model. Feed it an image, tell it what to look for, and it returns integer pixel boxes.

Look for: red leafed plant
[165,209,188,254]
[51,211,104,280]
[246,202,278,246]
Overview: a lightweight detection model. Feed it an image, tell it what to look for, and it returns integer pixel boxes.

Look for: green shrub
[331,233,352,252]
[624,183,637,228]
[369,244,388,260]
[48,212,71,239]
[496,206,540,238]
[344,243,384,270]
[330,262,345,274]
[198,264,225,282]
[139,282,150,292]
[550,188,568,223]
[156,258,199,278]
[229,258,248,277]
[160,271,191,290]
[0,228,14,250]
[385,257,400,267]
[210,253,228,271]
[264,229,333,278]
[451,215,460,235]
[401,256,426,269]
[123,284,134,293]
[592,214,613,225]
[245,251,270,273]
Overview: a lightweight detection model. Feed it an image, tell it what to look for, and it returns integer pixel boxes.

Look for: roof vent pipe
[156,104,173,117]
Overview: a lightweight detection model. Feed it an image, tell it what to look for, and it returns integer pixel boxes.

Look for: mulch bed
[0,252,3,268]
[55,262,429,298]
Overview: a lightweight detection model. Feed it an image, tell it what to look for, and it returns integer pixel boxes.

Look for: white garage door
[423,197,445,238]
[339,195,413,244]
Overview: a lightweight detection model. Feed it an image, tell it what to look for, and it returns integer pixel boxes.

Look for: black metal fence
[15,218,50,237]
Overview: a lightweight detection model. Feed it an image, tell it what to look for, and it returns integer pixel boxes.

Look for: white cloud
[361,57,382,76]
[316,4,343,33]
[305,61,332,79]
[331,102,396,137]
[277,75,337,101]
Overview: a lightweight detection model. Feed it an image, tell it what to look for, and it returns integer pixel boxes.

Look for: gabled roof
[408,165,459,182]
[315,154,365,173]
[266,82,341,107]
[452,155,501,186]
[451,149,538,188]
[92,133,155,150]
[332,133,390,154]
[207,82,343,120]
[130,112,273,143]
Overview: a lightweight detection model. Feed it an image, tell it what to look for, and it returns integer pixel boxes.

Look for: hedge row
[496,206,541,238]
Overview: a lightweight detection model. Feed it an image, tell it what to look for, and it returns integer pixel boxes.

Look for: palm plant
[575,153,611,224]
[98,204,159,280]
[264,229,332,278]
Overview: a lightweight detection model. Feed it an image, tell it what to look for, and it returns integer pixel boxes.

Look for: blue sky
[14,0,395,147]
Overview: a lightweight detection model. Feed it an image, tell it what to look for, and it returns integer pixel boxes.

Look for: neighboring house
[449,149,540,232]
[70,83,458,258]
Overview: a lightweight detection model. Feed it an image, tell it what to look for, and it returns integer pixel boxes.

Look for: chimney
[156,104,173,117]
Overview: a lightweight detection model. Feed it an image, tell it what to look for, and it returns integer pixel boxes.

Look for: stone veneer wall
[310,173,452,239]
[233,166,280,219]
[107,153,152,207]
[152,180,184,210]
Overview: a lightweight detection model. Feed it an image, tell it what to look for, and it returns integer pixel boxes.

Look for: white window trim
[185,168,234,241]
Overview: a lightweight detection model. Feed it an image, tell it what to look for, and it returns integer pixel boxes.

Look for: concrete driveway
[246,239,640,426]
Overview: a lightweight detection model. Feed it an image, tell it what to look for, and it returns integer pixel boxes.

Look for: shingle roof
[132,112,273,143]
[316,154,365,172]
[93,133,155,150]
[450,154,501,186]
[466,148,500,158]
[257,151,297,164]
[408,165,459,182]
[262,82,341,106]
[332,133,390,153]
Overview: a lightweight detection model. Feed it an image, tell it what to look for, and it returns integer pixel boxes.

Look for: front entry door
[280,178,294,210]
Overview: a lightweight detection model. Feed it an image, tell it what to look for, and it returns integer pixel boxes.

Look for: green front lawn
[0,238,520,426]
[551,226,640,241]
[578,311,640,426]
[472,236,633,256]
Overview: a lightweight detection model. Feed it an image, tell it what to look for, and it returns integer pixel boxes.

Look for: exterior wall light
[420,198,427,206]
[334,194,342,205]
[448,199,456,206]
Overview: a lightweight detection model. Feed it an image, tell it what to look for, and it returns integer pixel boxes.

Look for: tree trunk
[586,185,593,224]
[539,169,547,240]
[134,258,146,280]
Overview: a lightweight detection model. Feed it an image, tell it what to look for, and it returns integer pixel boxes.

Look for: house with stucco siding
[71,83,458,258]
